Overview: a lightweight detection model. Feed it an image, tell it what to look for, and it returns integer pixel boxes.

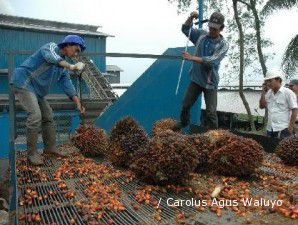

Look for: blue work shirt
[182,24,229,89]
[11,42,77,98]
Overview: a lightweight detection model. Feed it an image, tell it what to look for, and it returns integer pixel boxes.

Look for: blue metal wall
[0,112,9,158]
[95,47,202,134]
[0,27,106,71]
[0,76,8,94]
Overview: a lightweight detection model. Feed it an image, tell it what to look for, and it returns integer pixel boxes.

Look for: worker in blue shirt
[11,35,86,165]
[175,11,229,130]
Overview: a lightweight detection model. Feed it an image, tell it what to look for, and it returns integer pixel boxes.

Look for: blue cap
[58,35,86,51]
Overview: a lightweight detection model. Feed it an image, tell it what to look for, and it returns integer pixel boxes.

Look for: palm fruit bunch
[72,125,108,156]
[152,118,179,136]
[130,130,199,185]
[187,134,212,170]
[203,129,237,150]
[209,136,264,176]
[186,130,236,171]
[108,117,149,167]
[276,136,298,166]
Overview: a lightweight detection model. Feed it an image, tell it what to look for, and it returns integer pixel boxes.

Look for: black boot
[173,108,190,131]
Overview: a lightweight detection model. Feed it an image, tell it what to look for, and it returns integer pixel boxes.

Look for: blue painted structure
[95,47,202,134]
[198,0,204,28]
[0,112,9,158]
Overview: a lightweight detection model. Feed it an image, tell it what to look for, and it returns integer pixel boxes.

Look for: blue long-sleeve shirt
[11,42,77,98]
[182,24,229,89]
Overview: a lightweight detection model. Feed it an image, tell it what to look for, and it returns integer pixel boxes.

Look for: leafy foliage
[167,0,192,13]
[261,0,298,16]
[282,35,298,78]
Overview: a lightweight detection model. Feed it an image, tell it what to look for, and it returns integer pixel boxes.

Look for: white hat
[264,69,283,80]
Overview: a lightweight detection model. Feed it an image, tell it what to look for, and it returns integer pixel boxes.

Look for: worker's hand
[77,105,86,115]
[189,11,199,20]
[182,51,193,61]
[69,62,85,71]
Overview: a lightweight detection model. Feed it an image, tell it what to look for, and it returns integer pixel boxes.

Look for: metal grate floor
[17,148,298,225]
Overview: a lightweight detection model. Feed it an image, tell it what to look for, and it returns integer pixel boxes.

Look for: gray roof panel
[0,14,113,37]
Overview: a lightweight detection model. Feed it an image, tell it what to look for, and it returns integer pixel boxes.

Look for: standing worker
[175,11,229,130]
[11,35,86,165]
[288,79,298,98]
[259,70,298,138]
[288,79,298,133]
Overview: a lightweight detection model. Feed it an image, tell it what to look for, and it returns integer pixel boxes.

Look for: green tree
[261,0,298,77]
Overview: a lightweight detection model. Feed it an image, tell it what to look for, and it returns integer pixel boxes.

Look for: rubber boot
[27,129,43,166]
[173,108,190,131]
[42,125,69,156]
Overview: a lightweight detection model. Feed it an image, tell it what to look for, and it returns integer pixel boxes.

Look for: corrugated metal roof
[0,14,113,37]
[106,65,123,72]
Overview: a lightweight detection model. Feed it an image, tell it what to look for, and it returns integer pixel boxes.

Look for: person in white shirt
[259,70,298,139]
[288,79,298,133]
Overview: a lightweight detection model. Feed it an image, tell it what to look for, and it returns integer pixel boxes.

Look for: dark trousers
[180,82,218,129]
[267,128,290,139]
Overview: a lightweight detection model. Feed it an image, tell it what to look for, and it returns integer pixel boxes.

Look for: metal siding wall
[0,27,106,94]
[0,76,8,94]
[84,36,106,72]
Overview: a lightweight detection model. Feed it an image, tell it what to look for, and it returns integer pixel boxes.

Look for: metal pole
[78,70,86,125]
[175,28,192,95]
[8,53,18,225]
[198,0,204,28]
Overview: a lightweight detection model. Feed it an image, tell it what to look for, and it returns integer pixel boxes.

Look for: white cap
[264,69,283,80]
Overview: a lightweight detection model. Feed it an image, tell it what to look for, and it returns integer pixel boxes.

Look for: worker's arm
[72,96,86,115]
[58,71,85,115]
[182,40,229,67]
[181,11,205,45]
[58,61,85,71]
[259,83,268,109]
[288,108,298,134]
[41,43,85,70]
[182,52,203,63]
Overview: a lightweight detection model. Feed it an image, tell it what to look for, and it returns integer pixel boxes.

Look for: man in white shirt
[288,79,298,133]
[259,70,298,139]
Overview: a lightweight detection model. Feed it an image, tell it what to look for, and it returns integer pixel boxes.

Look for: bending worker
[11,35,86,166]
[175,11,229,130]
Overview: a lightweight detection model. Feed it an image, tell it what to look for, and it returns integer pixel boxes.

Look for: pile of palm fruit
[72,118,275,185]
[19,117,298,224]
